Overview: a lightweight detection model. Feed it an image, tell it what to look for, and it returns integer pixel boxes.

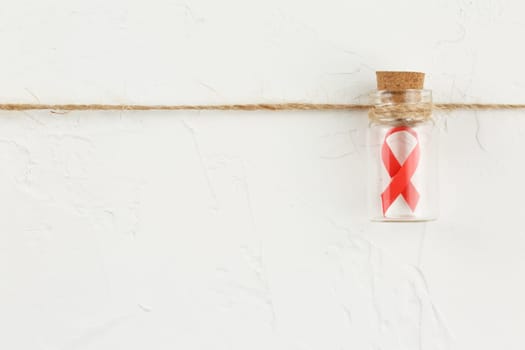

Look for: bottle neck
[369,90,432,125]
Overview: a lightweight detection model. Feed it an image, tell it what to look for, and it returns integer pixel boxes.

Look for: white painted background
[1,0,524,349]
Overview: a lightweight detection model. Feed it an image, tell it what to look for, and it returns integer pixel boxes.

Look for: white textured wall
[1,1,524,349]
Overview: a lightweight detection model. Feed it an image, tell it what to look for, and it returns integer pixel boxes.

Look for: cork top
[376,71,425,90]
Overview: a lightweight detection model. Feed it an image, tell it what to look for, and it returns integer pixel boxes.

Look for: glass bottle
[367,72,438,221]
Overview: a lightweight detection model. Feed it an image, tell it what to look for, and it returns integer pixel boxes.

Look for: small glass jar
[367,89,438,221]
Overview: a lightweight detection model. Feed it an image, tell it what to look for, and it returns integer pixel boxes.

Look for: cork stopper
[376,71,425,91]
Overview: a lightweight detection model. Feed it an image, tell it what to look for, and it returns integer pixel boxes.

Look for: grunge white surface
[1,1,524,349]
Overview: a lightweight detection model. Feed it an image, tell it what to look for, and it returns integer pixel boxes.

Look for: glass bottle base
[370,215,437,222]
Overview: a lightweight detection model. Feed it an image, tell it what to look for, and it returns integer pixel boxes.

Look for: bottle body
[367,90,438,221]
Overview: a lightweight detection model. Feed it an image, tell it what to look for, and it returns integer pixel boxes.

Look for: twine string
[0,103,524,112]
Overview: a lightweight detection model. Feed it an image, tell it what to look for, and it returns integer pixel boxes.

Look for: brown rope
[0,103,524,112]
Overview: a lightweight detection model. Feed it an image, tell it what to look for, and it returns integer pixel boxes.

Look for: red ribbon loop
[381,126,420,215]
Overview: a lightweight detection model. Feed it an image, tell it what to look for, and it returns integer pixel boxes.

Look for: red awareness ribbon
[381,126,420,215]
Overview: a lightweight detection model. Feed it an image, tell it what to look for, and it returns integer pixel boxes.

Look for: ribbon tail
[402,182,420,212]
